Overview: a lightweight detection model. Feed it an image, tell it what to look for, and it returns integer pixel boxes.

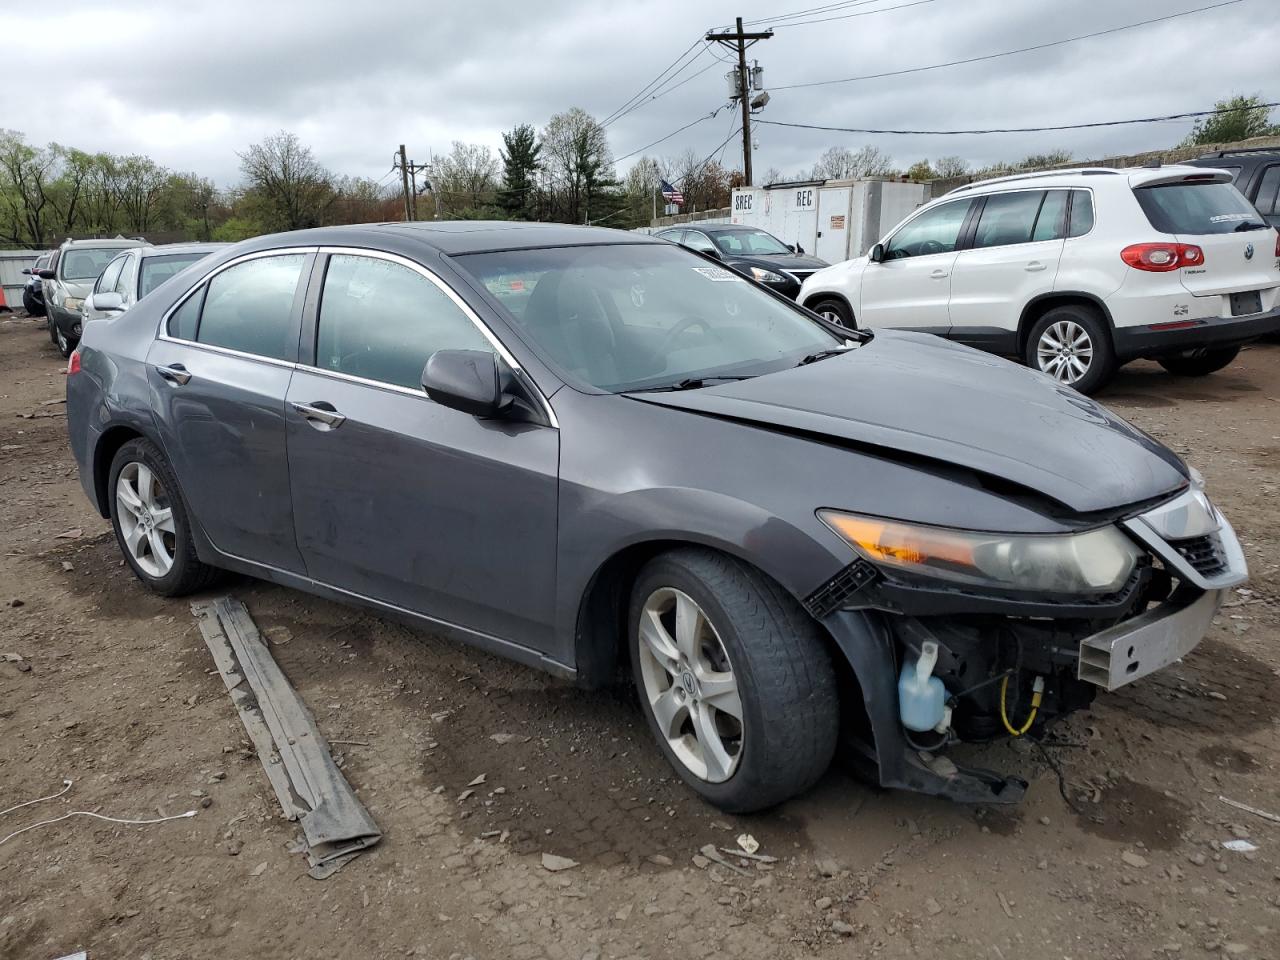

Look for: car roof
[945,164,1231,197]
[60,237,147,249]
[135,242,228,259]
[229,221,662,257]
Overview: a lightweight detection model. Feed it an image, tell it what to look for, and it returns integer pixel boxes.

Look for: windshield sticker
[692,266,743,282]
[1209,213,1254,222]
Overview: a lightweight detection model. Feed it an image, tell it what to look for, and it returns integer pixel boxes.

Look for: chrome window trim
[155,243,559,428]
[154,334,298,370]
[309,246,558,428]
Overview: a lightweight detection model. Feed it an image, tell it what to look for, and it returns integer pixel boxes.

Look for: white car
[81,243,227,325]
[798,166,1280,394]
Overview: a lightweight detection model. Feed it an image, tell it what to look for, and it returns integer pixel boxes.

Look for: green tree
[498,124,541,219]
[541,108,614,224]
[1181,94,1280,146]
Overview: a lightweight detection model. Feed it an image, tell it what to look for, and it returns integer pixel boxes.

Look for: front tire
[808,296,854,329]
[22,289,44,317]
[108,438,219,596]
[1158,346,1239,377]
[1024,304,1115,395]
[628,549,838,813]
[54,323,76,358]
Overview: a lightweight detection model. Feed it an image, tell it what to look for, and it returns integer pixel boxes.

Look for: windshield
[455,244,841,392]
[1134,181,1267,235]
[711,228,792,256]
[140,253,209,297]
[61,247,125,281]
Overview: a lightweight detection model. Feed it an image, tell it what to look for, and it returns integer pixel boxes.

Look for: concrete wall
[925,135,1280,199]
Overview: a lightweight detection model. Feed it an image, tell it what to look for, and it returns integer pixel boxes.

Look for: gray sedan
[66,222,1247,811]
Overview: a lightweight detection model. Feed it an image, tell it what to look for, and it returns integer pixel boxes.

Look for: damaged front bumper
[818,481,1248,804]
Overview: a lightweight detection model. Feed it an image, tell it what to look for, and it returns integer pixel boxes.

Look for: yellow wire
[999,675,1042,737]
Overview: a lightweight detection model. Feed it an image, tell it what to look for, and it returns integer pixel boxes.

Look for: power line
[763,0,943,28]
[743,0,887,27]
[754,100,1280,136]
[773,0,1244,90]
[607,55,723,128]
[615,106,731,163]
[601,39,706,128]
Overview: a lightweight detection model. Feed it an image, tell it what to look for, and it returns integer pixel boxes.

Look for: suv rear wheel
[1157,346,1239,377]
[627,548,838,812]
[1024,304,1115,395]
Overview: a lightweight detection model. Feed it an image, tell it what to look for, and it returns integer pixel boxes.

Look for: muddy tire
[628,548,838,813]
[1158,346,1239,377]
[108,438,219,597]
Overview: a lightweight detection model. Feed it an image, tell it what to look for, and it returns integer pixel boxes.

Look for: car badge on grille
[1244,243,1254,261]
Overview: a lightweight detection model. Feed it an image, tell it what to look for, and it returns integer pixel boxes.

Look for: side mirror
[869,243,884,264]
[689,244,721,261]
[89,291,125,312]
[786,243,796,253]
[422,349,511,419]
[37,268,56,280]
[20,267,31,275]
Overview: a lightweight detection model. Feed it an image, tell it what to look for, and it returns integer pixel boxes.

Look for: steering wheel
[916,239,946,256]
[656,316,712,355]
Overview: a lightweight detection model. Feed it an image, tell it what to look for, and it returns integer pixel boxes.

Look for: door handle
[930,269,948,279]
[155,363,191,385]
[291,401,346,430]
[1025,261,1047,272]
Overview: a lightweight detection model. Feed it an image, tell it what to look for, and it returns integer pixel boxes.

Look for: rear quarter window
[1134,181,1266,235]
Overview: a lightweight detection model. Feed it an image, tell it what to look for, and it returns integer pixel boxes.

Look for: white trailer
[731,179,927,264]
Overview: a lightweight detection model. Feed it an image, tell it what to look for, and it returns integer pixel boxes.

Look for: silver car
[82,243,227,324]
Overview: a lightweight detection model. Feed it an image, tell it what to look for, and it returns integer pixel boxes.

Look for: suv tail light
[1121,242,1204,272]
[67,349,81,376]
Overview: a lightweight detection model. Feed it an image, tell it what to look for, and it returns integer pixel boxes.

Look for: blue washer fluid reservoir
[898,640,947,732]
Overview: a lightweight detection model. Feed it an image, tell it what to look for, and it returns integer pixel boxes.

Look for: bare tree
[541,108,614,223]
[433,141,500,215]
[238,131,335,230]
[810,145,895,180]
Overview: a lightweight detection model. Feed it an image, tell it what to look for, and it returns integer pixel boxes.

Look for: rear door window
[196,254,307,361]
[167,288,205,341]
[315,254,494,390]
[972,191,1044,248]
[1031,190,1069,242]
[1067,190,1094,237]
[1252,164,1280,219]
[1134,180,1267,235]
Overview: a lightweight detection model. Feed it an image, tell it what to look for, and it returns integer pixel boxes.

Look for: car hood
[736,253,829,271]
[628,331,1187,515]
[59,280,92,298]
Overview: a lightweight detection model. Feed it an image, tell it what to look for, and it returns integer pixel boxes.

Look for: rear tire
[808,296,855,329]
[627,548,838,813]
[1157,346,1239,377]
[108,438,220,597]
[1024,304,1115,395]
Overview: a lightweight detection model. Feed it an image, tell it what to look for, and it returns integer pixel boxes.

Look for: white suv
[798,166,1280,394]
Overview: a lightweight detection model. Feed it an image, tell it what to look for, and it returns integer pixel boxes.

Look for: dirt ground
[1,313,1277,960]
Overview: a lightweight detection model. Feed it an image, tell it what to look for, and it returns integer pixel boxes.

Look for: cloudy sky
[5,0,1275,187]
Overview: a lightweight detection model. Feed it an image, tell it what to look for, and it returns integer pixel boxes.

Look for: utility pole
[706,18,772,187]
[397,144,413,222]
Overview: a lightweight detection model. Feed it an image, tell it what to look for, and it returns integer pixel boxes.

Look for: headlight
[749,267,788,284]
[818,511,1140,594]
[63,296,85,311]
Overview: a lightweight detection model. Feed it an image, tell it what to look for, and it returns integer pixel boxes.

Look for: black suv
[1185,149,1280,228]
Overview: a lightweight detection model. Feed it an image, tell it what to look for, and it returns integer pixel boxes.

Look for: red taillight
[67,349,81,375]
[1274,228,1279,258]
[1120,242,1205,272]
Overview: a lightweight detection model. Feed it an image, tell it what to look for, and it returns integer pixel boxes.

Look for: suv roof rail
[1196,147,1279,158]
[946,167,1119,195]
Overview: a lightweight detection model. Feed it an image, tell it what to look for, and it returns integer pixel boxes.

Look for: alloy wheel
[636,588,743,783]
[820,308,845,327]
[1036,319,1093,384]
[115,462,177,578]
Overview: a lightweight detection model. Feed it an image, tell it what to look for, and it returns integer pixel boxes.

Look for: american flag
[660,178,684,205]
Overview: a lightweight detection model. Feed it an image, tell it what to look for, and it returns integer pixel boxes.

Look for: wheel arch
[1016,290,1115,357]
[91,424,151,518]
[801,289,854,319]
